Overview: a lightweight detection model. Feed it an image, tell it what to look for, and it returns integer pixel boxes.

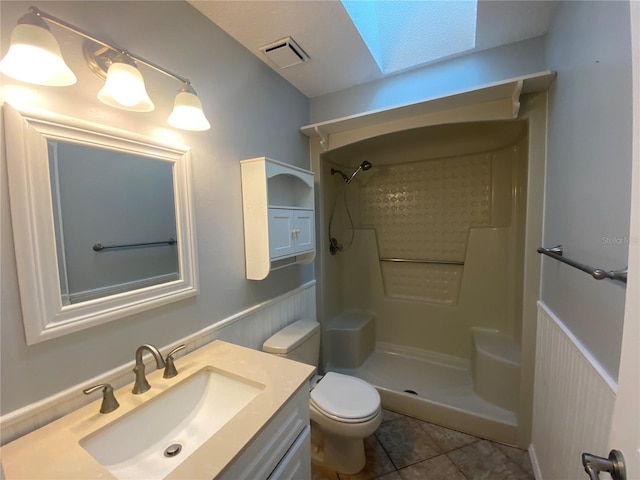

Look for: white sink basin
[80,367,265,480]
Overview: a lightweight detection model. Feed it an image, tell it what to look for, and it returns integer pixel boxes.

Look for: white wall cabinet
[241,157,315,280]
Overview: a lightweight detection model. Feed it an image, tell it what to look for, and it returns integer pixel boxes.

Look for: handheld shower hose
[328,161,372,254]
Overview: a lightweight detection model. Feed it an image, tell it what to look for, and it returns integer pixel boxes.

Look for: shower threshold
[328,346,518,445]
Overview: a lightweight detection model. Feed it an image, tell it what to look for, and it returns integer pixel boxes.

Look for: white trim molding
[3,104,199,344]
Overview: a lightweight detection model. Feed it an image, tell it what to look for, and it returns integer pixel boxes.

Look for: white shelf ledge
[301,70,556,150]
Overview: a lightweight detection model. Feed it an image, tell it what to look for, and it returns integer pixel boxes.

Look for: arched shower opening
[318,119,533,447]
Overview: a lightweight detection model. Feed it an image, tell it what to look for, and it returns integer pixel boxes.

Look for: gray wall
[309,36,547,123]
[1,1,310,414]
[542,0,632,379]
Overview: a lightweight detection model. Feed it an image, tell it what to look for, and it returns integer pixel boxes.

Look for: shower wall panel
[359,154,492,304]
[322,121,528,360]
[380,263,462,305]
[350,148,523,358]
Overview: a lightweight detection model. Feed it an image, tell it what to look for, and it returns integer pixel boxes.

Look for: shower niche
[240,157,315,280]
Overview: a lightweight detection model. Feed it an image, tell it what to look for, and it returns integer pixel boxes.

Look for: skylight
[341,0,478,74]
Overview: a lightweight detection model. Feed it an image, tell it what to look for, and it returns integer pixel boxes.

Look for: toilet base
[310,421,366,474]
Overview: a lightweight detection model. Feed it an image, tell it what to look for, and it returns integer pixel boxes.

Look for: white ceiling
[188,1,557,99]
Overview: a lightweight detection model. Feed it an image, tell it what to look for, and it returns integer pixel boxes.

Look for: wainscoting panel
[531,302,617,480]
[0,282,316,445]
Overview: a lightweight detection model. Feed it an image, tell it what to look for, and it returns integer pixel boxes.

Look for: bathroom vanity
[1,341,315,479]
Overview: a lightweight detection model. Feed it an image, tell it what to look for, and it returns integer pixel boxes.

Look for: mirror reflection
[4,104,198,344]
[48,140,179,305]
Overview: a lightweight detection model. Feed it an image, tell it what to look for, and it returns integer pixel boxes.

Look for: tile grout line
[444,451,475,480]
[372,430,403,475]
[313,410,534,480]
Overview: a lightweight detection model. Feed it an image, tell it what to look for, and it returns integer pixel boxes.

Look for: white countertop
[1,340,315,479]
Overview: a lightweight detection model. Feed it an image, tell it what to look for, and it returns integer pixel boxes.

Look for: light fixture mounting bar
[28,6,191,86]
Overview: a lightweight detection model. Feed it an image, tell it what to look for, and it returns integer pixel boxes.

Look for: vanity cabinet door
[268,425,311,480]
[218,386,309,480]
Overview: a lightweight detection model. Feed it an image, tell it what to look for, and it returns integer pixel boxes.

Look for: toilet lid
[310,372,380,421]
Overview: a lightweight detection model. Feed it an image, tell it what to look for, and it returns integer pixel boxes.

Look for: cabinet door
[268,209,295,258]
[268,426,311,480]
[219,387,309,480]
[293,210,314,253]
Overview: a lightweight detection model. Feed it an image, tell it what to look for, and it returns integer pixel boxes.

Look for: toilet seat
[310,372,380,423]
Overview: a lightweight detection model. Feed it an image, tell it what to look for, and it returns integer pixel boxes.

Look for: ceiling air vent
[260,37,309,69]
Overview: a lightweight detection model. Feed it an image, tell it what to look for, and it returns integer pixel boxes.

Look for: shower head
[347,161,373,184]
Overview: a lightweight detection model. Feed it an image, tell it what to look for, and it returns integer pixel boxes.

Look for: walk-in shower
[319,120,530,446]
[328,161,372,255]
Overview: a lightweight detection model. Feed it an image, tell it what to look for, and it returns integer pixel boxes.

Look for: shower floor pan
[328,346,518,445]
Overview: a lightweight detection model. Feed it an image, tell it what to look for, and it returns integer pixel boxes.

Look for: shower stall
[318,119,532,446]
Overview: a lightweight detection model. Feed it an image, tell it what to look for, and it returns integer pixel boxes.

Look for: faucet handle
[83,383,120,414]
[163,345,186,379]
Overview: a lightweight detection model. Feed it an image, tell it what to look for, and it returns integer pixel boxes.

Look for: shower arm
[331,161,372,184]
[330,168,349,183]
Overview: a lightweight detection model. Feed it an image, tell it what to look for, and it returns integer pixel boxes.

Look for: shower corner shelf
[240,157,316,280]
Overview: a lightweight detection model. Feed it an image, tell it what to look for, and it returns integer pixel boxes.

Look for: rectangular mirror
[4,104,199,344]
[49,140,180,304]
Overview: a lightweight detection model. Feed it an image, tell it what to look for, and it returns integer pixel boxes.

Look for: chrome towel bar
[93,238,177,252]
[379,258,464,266]
[537,245,628,283]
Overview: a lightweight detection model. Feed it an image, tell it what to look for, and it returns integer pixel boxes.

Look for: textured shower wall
[358,154,492,304]
[337,141,524,358]
[321,121,529,359]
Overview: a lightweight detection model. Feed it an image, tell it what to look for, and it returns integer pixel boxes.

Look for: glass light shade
[0,23,76,86]
[97,61,154,112]
[168,90,210,131]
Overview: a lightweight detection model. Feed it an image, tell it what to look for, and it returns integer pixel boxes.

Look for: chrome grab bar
[537,245,628,284]
[93,238,177,252]
[379,258,464,266]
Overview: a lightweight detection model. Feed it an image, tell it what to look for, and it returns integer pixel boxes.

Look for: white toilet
[263,318,382,474]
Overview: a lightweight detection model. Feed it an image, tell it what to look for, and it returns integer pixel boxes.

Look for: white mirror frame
[3,104,199,344]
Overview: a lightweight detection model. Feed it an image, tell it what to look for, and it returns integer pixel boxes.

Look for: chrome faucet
[163,344,186,379]
[83,383,120,413]
[132,344,166,394]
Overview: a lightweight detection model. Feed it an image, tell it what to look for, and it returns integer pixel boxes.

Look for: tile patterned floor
[311,410,534,480]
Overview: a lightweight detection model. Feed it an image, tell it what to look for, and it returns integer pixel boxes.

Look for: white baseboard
[528,443,543,480]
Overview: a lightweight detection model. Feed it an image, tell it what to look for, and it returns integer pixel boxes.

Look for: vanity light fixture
[168,84,211,132]
[0,10,76,86]
[95,53,154,112]
[0,6,210,131]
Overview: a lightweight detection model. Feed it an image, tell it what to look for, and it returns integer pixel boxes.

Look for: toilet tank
[262,319,320,367]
